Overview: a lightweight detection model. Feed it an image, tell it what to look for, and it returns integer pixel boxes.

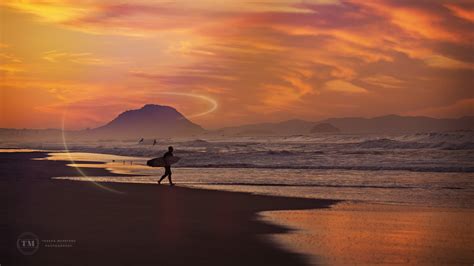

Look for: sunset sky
[1,0,473,129]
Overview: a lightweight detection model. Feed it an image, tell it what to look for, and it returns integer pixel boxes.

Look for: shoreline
[3,151,339,265]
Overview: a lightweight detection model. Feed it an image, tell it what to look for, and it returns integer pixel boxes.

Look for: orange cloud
[445,3,474,23]
[355,1,468,43]
[42,50,119,65]
[424,55,474,70]
[361,75,405,89]
[323,80,368,94]
[261,74,317,109]
[0,45,24,74]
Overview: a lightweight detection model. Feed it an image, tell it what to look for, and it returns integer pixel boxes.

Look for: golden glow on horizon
[1,0,473,129]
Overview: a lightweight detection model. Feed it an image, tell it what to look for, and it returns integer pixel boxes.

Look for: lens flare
[58,91,217,194]
[61,110,124,194]
[156,92,218,118]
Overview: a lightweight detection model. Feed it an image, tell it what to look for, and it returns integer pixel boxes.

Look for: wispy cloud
[323,80,368,94]
[445,3,474,23]
[424,55,474,70]
[361,75,405,89]
[42,50,119,65]
[0,45,24,74]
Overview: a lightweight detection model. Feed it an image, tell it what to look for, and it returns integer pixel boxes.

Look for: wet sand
[262,202,474,264]
[2,152,337,265]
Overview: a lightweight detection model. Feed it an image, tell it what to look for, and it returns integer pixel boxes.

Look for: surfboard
[146,156,181,167]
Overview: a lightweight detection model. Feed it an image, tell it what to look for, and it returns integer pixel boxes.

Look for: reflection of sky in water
[0,148,48,152]
[38,152,144,163]
[260,203,474,265]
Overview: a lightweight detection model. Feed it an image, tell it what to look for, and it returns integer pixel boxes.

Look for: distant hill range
[310,123,340,134]
[0,104,473,140]
[212,115,474,136]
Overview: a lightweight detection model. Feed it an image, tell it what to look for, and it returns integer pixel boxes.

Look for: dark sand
[2,152,338,265]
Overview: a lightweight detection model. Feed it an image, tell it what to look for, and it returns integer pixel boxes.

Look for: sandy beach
[2,151,337,265]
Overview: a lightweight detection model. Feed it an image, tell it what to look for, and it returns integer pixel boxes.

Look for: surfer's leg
[167,167,174,185]
[158,173,167,184]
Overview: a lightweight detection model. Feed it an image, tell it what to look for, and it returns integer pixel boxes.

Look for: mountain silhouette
[210,115,474,136]
[90,104,204,138]
[310,123,340,134]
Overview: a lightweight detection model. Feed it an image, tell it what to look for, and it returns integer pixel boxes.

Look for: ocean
[17,130,473,209]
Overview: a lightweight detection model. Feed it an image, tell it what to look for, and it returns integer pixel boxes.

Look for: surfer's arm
[163,152,171,166]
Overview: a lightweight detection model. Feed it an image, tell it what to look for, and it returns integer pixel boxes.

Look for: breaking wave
[176,163,474,173]
[356,138,474,150]
[4,132,474,174]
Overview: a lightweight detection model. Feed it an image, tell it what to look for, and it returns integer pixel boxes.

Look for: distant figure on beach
[153,139,157,146]
[138,138,144,144]
[158,146,174,186]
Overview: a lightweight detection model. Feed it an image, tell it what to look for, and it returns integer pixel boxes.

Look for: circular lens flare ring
[157,91,218,118]
[59,91,217,194]
[61,111,124,194]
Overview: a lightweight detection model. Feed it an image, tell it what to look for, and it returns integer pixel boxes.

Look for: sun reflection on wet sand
[38,152,143,162]
[0,148,47,152]
[261,202,474,265]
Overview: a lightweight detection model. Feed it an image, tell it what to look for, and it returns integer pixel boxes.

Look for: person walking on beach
[158,146,174,186]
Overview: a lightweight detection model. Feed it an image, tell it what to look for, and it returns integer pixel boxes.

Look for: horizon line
[1,112,472,131]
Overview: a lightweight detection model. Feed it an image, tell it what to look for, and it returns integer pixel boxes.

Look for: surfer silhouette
[138,138,144,144]
[158,146,174,186]
[153,139,157,146]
